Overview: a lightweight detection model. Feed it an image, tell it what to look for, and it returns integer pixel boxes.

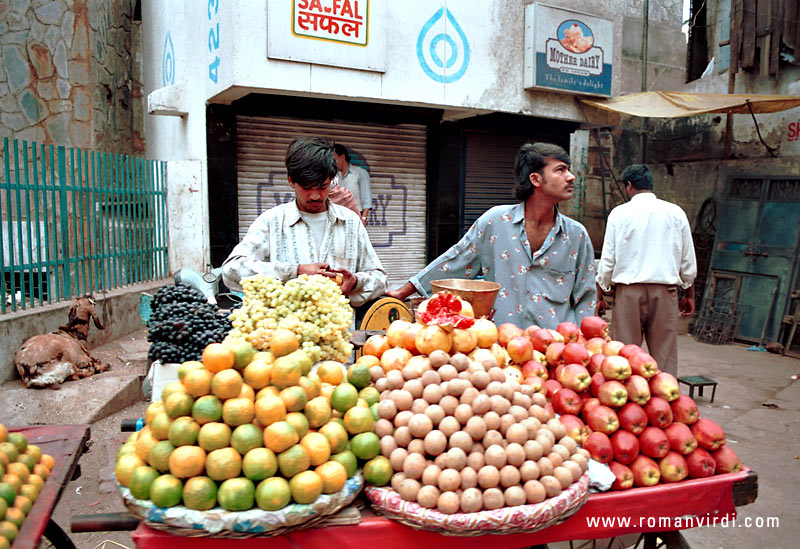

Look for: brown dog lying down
[14,296,109,388]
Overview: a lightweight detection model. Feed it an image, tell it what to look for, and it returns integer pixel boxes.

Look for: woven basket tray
[363,472,589,536]
[119,472,363,536]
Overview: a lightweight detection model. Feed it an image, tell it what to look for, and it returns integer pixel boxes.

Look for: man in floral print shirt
[386,142,596,329]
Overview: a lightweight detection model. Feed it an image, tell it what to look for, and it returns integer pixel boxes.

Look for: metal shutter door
[236,115,427,288]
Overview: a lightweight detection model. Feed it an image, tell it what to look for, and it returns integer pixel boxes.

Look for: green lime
[350,432,380,460]
[330,450,358,478]
[331,383,359,413]
[347,363,371,389]
[363,456,392,486]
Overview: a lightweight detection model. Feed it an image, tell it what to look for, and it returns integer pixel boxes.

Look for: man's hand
[596,299,608,317]
[385,282,416,301]
[679,296,695,317]
[327,267,357,294]
[298,263,334,278]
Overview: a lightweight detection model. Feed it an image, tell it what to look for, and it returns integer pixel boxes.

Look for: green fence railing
[1,138,168,313]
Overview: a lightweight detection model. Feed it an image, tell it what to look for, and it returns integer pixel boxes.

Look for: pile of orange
[116,337,385,513]
[0,424,55,547]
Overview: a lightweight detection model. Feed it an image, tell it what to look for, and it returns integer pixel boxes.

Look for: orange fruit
[269,328,299,358]
[289,470,322,504]
[271,355,301,389]
[7,433,26,454]
[331,383,358,413]
[0,521,18,543]
[205,447,242,481]
[363,456,392,486]
[182,368,213,397]
[168,446,206,478]
[1,476,20,493]
[0,452,8,468]
[32,464,49,480]
[0,483,15,506]
[192,395,223,425]
[347,363,371,389]
[254,394,287,427]
[148,440,175,472]
[331,450,357,478]
[134,427,159,463]
[145,402,166,424]
[15,454,34,473]
[0,425,6,444]
[350,432,380,460]
[19,483,38,502]
[238,383,255,401]
[217,477,255,511]
[39,455,54,471]
[243,359,272,390]
[300,432,331,466]
[263,421,299,454]
[178,360,205,381]
[211,369,244,400]
[297,376,320,400]
[316,361,345,385]
[5,463,28,484]
[149,474,183,507]
[285,412,309,439]
[359,386,380,407]
[231,424,263,455]
[168,417,200,447]
[280,386,308,413]
[182,476,217,511]
[149,412,173,440]
[27,475,44,493]
[164,392,194,419]
[319,421,349,453]
[356,354,380,369]
[315,461,348,494]
[277,444,310,478]
[228,339,256,371]
[115,453,146,487]
[197,422,232,452]
[319,382,335,401]
[13,495,32,514]
[222,398,255,426]
[255,477,291,511]
[129,466,160,500]
[0,445,17,463]
[202,343,235,373]
[256,386,281,400]
[160,381,187,403]
[242,448,278,481]
[3,508,23,529]
[23,445,42,464]
[304,396,332,429]
[343,406,375,435]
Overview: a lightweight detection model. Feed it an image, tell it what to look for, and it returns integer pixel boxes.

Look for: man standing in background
[595,164,697,376]
[333,144,372,224]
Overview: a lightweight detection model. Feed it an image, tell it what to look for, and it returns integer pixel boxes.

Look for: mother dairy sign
[524,3,613,97]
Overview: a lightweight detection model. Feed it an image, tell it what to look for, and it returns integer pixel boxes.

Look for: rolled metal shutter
[236,115,427,288]
[463,130,528,234]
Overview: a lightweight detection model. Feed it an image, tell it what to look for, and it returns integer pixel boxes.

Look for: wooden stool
[678,375,718,402]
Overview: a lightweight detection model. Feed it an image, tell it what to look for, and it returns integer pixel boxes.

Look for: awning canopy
[581,91,800,118]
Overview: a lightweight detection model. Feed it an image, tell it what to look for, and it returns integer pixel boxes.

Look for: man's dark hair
[285,137,337,187]
[513,142,571,201]
[621,164,653,190]
[333,143,350,162]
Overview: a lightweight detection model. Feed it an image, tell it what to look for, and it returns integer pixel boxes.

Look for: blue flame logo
[417,8,470,83]
[162,32,175,86]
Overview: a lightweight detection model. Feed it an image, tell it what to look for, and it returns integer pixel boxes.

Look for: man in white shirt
[595,164,697,376]
[333,144,372,224]
[222,137,387,307]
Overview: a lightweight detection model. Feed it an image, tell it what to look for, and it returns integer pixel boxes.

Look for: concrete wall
[0,0,143,152]
[0,279,166,383]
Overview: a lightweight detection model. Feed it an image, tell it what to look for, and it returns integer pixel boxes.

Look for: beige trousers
[612,283,679,376]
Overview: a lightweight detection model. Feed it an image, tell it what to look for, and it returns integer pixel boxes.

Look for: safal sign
[524,3,613,97]
[293,0,367,45]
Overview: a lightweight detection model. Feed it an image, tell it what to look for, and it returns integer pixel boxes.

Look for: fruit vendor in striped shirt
[386,142,596,329]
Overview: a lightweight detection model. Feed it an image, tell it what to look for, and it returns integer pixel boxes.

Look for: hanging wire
[745,101,778,158]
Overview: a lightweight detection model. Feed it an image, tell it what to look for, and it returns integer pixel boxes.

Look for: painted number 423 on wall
[208,0,220,83]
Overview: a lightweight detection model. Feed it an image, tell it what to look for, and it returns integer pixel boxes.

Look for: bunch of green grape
[228,274,354,362]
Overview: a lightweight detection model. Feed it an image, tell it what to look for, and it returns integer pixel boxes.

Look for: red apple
[546,328,565,343]
[629,352,659,379]
[619,344,644,360]
[664,422,698,455]
[624,375,651,405]
[609,461,634,490]
[580,316,609,340]
[556,321,581,343]
[589,372,606,397]
[649,372,680,402]
[670,395,699,425]
[638,426,669,458]
[522,375,545,393]
[643,397,673,428]
[617,402,648,435]
[686,448,716,478]
[584,405,620,435]
[598,380,629,408]
[552,363,566,382]
[602,340,625,356]
[585,337,606,355]
[497,323,524,347]
[588,353,606,375]
[529,328,554,353]
[659,451,689,482]
[551,388,584,416]
[544,401,555,420]
[558,363,592,392]
[610,430,640,465]
[711,445,742,473]
[521,359,548,380]
[558,414,588,444]
[523,325,541,337]
[562,342,590,366]
[543,379,563,399]
[545,342,566,367]
[583,432,614,463]
[630,455,661,486]
[601,355,632,381]
[506,335,534,364]
[690,418,726,451]
[581,397,602,419]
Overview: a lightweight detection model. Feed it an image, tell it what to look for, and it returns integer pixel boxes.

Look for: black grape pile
[147,284,232,363]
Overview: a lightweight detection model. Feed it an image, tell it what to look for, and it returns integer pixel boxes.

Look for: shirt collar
[631,192,656,201]
[512,202,566,234]
[287,199,345,226]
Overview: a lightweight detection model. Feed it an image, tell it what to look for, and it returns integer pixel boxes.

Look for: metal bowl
[429,278,501,318]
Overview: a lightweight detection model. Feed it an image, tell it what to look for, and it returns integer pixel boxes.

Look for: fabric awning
[581,91,800,118]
